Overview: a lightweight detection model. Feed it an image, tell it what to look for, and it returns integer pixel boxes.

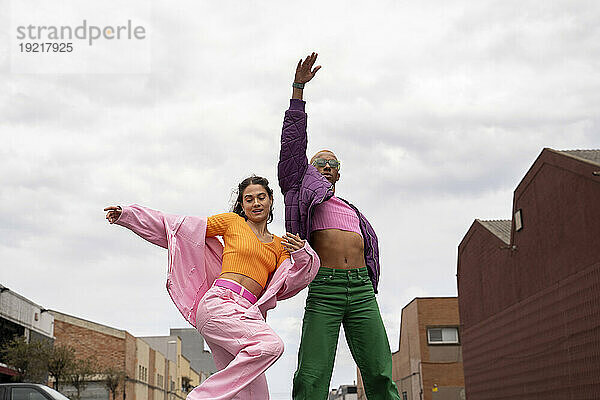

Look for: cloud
[2,0,600,395]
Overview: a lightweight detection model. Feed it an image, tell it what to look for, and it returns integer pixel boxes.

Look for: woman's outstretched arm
[104,204,180,249]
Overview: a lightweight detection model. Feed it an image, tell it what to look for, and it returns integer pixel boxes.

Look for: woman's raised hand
[294,52,321,84]
[104,206,122,224]
[281,232,305,252]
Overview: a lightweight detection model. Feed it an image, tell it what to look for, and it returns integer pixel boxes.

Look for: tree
[66,356,100,400]
[181,376,192,393]
[1,337,49,383]
[47,344,76,392]
[2,337,97,397]
[103,367,125,400]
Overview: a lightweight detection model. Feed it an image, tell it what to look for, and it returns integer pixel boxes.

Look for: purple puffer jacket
[277,99,381,293]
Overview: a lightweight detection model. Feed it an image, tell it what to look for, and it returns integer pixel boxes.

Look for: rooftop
[477,219,511,244]
[556,149,600,166]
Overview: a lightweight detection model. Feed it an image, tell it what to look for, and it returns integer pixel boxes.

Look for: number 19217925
[19,42,73,52]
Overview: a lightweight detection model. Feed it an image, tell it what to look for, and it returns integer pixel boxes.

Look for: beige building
[189,369,200,391]
[150,348,166,400]
[134,338,150,400]
[141,329,215,399]
[144,338,182,400]
[167,357,177,400]
[179,354,196,393]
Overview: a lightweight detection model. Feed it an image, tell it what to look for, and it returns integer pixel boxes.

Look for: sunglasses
[312,158,341,170]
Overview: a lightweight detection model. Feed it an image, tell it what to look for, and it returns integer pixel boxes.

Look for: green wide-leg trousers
[292,267,400,400]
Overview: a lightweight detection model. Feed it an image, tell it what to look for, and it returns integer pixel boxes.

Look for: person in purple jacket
[278,53,400,400]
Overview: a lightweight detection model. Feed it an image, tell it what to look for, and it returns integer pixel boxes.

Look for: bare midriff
[310,229,365,269]
[219,272,264,298]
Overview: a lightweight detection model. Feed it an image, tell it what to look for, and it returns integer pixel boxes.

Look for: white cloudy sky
[2,0,600,397]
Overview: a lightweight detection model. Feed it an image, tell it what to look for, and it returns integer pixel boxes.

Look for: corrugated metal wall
[463,261,600,399]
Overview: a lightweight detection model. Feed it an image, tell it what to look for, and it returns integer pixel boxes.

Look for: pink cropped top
[310,196,362,237]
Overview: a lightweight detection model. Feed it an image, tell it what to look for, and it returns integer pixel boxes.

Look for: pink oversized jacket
[115,204,320,326]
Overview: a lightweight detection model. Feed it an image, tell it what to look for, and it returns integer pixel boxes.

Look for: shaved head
[310,149,340,190]
[310,149,337,164]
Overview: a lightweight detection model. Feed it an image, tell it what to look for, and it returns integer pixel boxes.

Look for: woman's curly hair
[231,175,274,223]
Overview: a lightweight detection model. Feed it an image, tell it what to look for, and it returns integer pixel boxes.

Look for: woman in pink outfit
[104,176,320,400]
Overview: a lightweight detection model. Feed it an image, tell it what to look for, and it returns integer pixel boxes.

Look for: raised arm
[291,52,321,101]
[278,53,321,194]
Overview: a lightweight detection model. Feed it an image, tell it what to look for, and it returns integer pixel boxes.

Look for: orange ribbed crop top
[206,213,290,288]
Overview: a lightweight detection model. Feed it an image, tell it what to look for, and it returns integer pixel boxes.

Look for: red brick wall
[421,363,465,400]
[458,149,600,399]
[53,319,125,370]
[417,298,461,363]
[419,299,464,400]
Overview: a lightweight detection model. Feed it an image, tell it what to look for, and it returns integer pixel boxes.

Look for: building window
[402,392,408,400]
[138,365,148,382]
[427,327,459,344]
[515,209,523,231]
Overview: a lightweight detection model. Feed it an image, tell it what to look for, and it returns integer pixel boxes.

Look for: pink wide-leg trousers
[187,286,284,400]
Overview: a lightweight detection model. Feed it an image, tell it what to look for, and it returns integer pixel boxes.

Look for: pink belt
[214,279,258,304]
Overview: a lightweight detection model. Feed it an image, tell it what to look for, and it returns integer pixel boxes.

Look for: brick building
[356,298,464,400]
[51,310,138,400]
[458,148,600,399]
[51,311,200,400]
